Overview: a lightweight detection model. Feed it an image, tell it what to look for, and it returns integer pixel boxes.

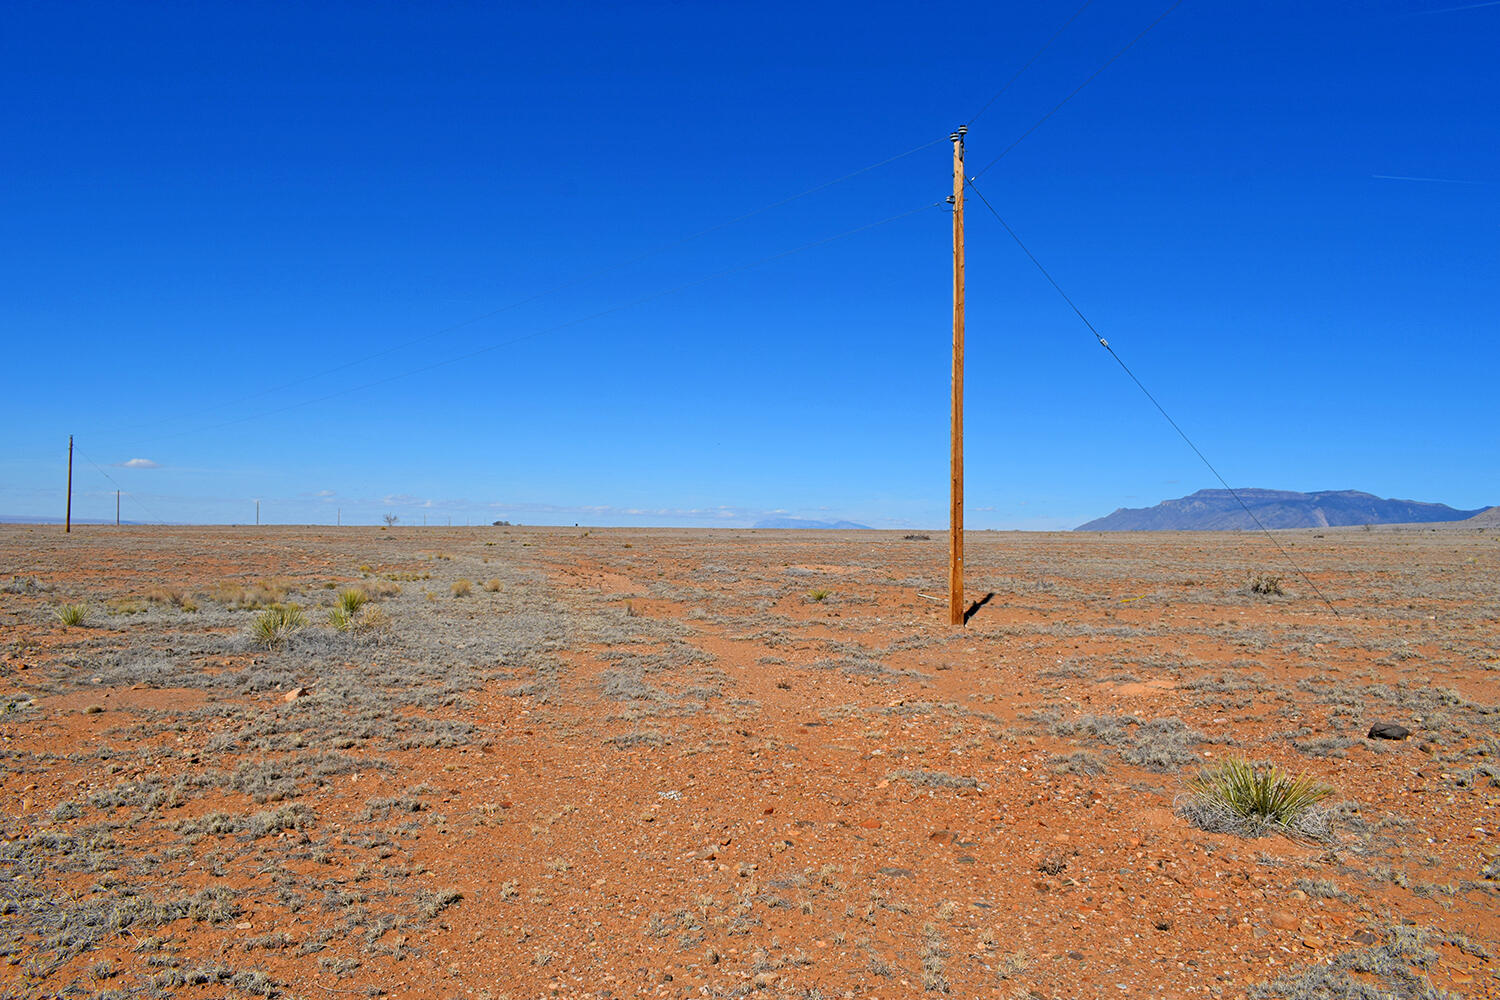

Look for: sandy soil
[1,524,1496,999]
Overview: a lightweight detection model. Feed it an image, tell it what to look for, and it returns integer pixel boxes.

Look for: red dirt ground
[1,524,1495,999]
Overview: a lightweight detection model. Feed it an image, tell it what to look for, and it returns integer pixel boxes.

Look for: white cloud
[315,490,336,498]
[116,458,160,469]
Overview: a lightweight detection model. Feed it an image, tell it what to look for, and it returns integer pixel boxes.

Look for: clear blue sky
[3,1,1495,528]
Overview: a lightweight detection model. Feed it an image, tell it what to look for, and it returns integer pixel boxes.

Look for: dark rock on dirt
[1367,722,1411,740]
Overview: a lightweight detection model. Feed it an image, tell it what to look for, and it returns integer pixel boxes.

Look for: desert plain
[0,523,1496,999]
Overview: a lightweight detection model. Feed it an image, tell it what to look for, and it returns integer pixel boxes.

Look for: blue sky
[2,1,1495,528]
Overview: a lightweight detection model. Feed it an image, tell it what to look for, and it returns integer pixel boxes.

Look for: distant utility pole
[337,508,341,527]
[65,435,74,534]
[949,126,966,626]
[116,490,120,527]
[256,500,260,526]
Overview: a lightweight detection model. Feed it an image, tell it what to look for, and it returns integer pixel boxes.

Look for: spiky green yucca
[55,603,89,627]
[327,607,354,632]
[252,604,307,649]
[808,589,831,602]
[337,588,368,614]
[1188,757,1332,831]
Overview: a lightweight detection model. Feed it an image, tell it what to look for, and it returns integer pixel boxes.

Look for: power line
[73,448,170,526]
[149,200,945,440]
[114,136,947,435]
[967,0,1096,127]
[971,0,1186,180]
[964,178,1342,618]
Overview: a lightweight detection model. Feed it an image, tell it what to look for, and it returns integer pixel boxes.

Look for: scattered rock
[857,818,881,830]
[1269,911,1299,931]
[1302,937,1323,950]
[283,687,308,703]
[1351,930,1378,945]
[1367,722,1410,740]
[877,867,913,878]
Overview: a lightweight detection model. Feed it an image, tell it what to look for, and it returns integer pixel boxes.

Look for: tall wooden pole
[65,435,74,534]
[116,490,120,526]
[949,127,966,626]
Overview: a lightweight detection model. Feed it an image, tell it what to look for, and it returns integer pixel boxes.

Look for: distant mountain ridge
[752,517,870,530]
[1076,489,1491,532]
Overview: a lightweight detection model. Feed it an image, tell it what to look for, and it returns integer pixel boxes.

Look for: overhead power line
[971,0,1186,179]
[963,177,1341,618]
[74,447,169,526]
[967,0,1096,127]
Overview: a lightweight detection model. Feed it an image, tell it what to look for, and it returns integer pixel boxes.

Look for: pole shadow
[963,592,997,624]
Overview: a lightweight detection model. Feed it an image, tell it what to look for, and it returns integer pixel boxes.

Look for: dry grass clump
[1178,756,1333,839]
[482,578,503,593]
[1246,573,1285,596]
[450,579,472,598]
[144,585,196,610]
[328,603,392,634]
[211,577,295,609]
[251,604,308,649]
[365,579,401,599]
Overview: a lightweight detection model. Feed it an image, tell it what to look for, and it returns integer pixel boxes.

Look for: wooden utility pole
[116,490,120,526]
[256,500,260,525]
[65,435,74,534]
[949,127,966,626]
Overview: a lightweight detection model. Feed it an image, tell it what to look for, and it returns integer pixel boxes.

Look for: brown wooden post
[65,435,74,534]
[949,127,966,625]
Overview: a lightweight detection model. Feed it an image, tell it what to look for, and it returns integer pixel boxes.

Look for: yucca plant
[1181,757,1333,838]
[807,589,831,603]
[252,604,307,649]
[55,603,90,627]
[336,588,368,614]
[328,607,354,632]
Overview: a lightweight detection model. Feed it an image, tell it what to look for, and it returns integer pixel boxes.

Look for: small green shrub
[807,589,831,603]
[328,607,354,632]
[1180,756,1333,838]
[55,603,90,627]
[252,604,307,649]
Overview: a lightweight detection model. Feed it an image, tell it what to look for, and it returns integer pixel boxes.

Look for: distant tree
[491,520,511,526]
[382,513,399,527]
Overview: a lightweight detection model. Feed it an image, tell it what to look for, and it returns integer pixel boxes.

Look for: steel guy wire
[964,177,1341,617]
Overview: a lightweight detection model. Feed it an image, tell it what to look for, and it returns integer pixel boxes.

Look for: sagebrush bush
[451,579,472,598]
[482,578,502,593]
[1179,756,1333,838]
